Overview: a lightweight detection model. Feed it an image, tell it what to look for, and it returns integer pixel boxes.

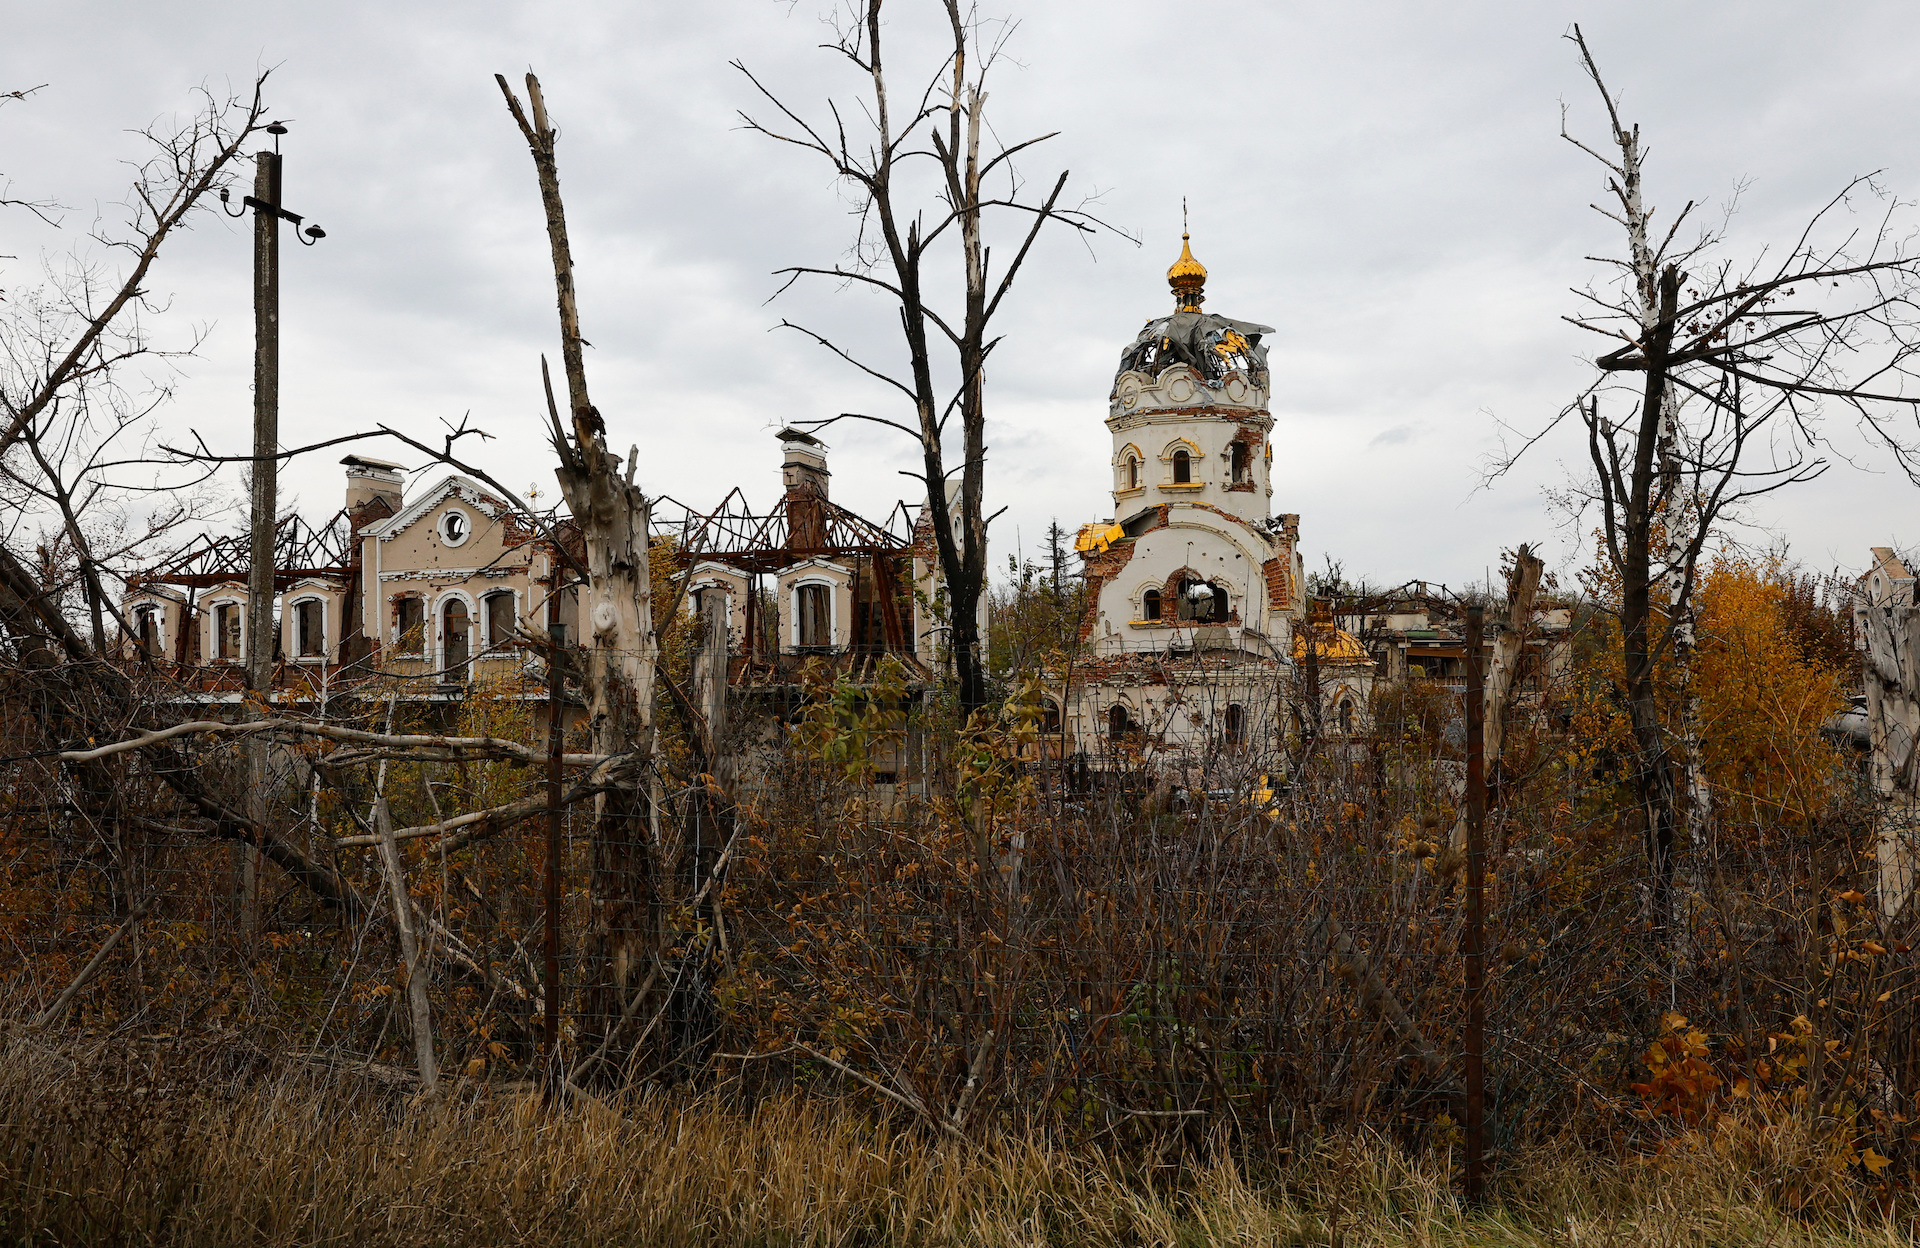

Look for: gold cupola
[1167,232,1207,311]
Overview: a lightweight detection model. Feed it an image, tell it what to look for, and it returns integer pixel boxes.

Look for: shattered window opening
[394,596,425,652]
[216,602,241,660]
[443,599,471,679]
[1142,588,1161,620]
[797,583,831,649]
[484,590,516,650]
[295,598,325,658]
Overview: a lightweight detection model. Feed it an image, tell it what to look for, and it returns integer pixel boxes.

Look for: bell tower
[1106,233,1276,528]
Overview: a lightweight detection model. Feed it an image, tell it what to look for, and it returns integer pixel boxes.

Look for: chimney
[779,428,829,550]
[343,455,404,522]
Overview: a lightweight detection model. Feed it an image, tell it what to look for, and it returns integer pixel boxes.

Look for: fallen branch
[34,903,150,1028]
[793,1041,966,1138]
[50,717,607,768]
[1316,913,1450,1082]
[334,756,634,853]
[374,798,440,1103]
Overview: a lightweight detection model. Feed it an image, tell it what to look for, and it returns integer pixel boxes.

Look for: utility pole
[226,126,323,927]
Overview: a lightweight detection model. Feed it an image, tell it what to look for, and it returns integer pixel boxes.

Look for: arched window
[1225,703,1246,745]
[293,598,326,658]
[1127,455,1141,489]
[483,590,516,650]
[215,601,242,660]
[134,605,158,656]
[1175,579,1230,623]
[1107,703,1134,742]
[1041,699,1062,735]
[690,586,718,650]
[1338,698,1355,735]
[1230,441,1250,483]
[1142,588,1161,620]
[1171,448,1192,483]
[797,583,831,648]
[443,599,471,680]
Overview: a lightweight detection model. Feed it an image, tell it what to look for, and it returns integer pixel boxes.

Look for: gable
[362,475,508,545]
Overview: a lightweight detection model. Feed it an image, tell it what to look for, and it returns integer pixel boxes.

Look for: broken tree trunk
[1858,600,1920,920]
[499,71,659,1074]
[1441,544,1544,874]
[669,588,732,1064]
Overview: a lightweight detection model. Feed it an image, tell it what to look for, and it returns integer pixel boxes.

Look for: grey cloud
[6,0,1919,590]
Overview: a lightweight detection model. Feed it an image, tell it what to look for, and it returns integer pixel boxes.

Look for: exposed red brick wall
[1075,506,1168,640]
[1264,557,1291,609]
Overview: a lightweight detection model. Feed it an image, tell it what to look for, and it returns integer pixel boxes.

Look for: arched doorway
[443,599,470,681]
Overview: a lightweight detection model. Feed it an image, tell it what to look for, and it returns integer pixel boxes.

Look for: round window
[438,507,471,547]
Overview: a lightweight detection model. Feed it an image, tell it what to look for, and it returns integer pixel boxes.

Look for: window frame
[438,506,473,548]
[481,588,519,652]
[793,580,835,650]
[391,594,428,654]
[131,602,164,657]
[289,594,329,662]
[437,591,476,678]
[209,597,245,662]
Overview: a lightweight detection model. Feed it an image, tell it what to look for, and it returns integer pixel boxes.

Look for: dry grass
[0,1032,1911,1247]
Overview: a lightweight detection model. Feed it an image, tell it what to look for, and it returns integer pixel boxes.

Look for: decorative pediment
[777,556,853,582]
[360,474,508,544]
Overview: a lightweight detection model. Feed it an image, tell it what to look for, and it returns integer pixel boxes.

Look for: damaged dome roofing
[1114,232,1273,387]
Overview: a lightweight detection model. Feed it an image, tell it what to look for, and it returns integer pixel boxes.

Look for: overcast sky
[9,1,1920,591]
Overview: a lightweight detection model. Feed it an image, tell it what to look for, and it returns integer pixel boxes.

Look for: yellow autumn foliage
[1692,555,1847,831]
[1573,549,1849,835]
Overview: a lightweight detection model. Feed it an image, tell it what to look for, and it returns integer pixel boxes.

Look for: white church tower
[1061,232,1310,754]
[1077,232,1305,660]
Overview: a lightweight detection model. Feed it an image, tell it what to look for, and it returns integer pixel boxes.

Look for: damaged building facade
[122,456,574,701]
[123,436,971,742]
[664,426,973,683]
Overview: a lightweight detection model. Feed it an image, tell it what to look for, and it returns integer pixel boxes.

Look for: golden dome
[1292,619,1371,666]
[1167,232,1207,311]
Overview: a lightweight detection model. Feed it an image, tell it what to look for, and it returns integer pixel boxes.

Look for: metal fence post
[545,617,565,1071]
[1463,603,1487,1204]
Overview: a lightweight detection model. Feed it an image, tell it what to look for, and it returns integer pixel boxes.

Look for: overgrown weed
[0,1032,1910,1247]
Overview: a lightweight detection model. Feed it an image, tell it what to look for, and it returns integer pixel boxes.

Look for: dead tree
[1513,27,1920,919]
[1,76,271,648]
[497,72,659,1070]
[736,0,1115,713]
